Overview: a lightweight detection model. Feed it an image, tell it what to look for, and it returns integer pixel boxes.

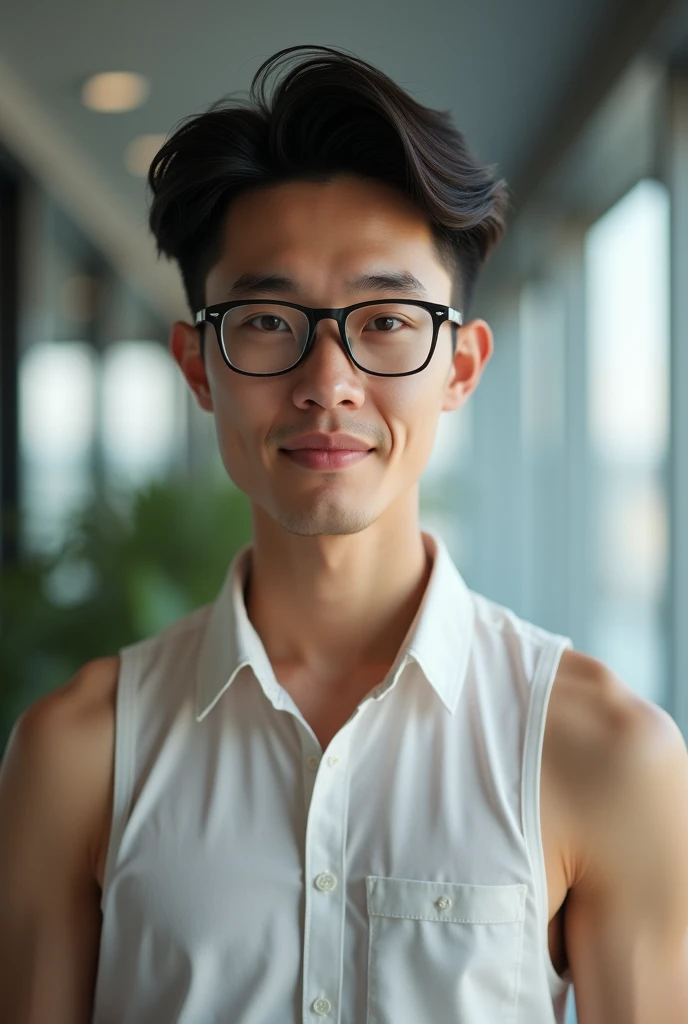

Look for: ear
[441,318,493,412]
[169,321,214,411]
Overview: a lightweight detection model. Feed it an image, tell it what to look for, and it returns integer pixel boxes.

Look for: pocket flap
[366,876,527,924]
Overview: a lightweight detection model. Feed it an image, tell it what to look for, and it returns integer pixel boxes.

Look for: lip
[281,433,374,452]
[281,449,372,470]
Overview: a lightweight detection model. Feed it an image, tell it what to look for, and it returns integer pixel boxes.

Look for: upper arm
[563,671,688,1024]
[0,657,118,1024]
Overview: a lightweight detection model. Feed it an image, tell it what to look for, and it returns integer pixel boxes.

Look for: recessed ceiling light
[82,72,150,112]
[125,134,168,177]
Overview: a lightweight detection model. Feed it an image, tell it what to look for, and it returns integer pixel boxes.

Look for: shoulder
[0,657,120,877]
[4,656,120,770]
[546,648,684,786]
[545,648,688,886]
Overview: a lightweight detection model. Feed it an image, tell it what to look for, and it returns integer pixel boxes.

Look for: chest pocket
[365,876,527,1024]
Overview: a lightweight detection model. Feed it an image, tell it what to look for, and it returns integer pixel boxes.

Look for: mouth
[280,448,374,470]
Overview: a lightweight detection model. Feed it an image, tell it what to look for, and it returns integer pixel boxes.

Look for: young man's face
[171,174,492,537]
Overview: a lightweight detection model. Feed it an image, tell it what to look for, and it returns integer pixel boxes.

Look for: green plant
[0,475,253,753]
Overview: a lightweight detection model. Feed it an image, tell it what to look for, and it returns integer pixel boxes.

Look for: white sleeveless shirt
[92,528,574,1023]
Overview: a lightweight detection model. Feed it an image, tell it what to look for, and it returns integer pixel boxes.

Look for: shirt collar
[195,527,475,723]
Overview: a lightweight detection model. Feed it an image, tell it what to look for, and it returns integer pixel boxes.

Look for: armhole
[521,635,574,995]
[99,645,137,912]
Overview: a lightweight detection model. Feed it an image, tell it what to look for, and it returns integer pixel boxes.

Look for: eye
[243,314,291,332]
[364,315,407,332]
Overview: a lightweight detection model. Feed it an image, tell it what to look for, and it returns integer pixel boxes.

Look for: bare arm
[0,657,118,1024]
[561,665,688,1022]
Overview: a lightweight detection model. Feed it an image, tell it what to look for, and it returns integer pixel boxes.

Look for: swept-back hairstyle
[148,44,509,356]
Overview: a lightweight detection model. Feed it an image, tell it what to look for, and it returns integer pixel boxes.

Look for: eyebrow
[223,270,430,301]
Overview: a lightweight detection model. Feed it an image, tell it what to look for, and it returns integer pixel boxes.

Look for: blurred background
[2,3,688,1017]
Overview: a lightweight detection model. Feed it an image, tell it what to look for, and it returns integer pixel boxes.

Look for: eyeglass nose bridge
[300,307,357,360]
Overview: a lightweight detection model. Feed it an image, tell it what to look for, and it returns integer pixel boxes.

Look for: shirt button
[435,895,452,911]
[314,872,338,892]
[312,996,332,1015]
[306,755,320,771]
[326,753,340,767]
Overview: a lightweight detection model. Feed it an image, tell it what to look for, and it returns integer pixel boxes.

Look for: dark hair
[148,44,509,348]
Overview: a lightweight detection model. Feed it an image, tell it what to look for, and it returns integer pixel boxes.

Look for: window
[584,178,670,706]
[19,341,96,554]
[101,341,187,494]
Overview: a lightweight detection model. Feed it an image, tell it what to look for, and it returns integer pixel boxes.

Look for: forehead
[206,176,451,300]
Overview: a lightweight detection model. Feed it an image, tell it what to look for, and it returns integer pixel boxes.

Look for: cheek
[210,388,262,488]
[380,379,444,466]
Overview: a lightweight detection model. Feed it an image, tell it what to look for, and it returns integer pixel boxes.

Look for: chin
[272,505,373,537]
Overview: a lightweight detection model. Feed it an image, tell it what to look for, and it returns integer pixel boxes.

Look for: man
[1,44,688,1024]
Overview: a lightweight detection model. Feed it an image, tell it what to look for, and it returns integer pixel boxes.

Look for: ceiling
[0,0,684,321]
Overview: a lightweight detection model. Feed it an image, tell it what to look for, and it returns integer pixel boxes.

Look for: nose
[289,317,365,410]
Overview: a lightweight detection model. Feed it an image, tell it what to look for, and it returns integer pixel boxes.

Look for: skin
[1,173,687,1022]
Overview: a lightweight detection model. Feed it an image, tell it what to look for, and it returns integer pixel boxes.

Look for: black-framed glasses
[194,299,462,377]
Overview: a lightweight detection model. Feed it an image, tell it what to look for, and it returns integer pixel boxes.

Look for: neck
[244,505,432,687]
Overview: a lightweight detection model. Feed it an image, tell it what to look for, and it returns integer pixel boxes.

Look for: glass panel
[585,178,670,706]
[519,281,568,630]
[17,199,106,557]
[19,341,96,555]
[102,341,186,493]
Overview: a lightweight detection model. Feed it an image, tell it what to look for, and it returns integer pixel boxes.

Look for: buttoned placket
[274,667,404,1022]
[295,677,391,1024]
[299,718,356,1023]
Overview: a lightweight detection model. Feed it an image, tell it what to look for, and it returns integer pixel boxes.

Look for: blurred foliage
[0,476,253,752]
